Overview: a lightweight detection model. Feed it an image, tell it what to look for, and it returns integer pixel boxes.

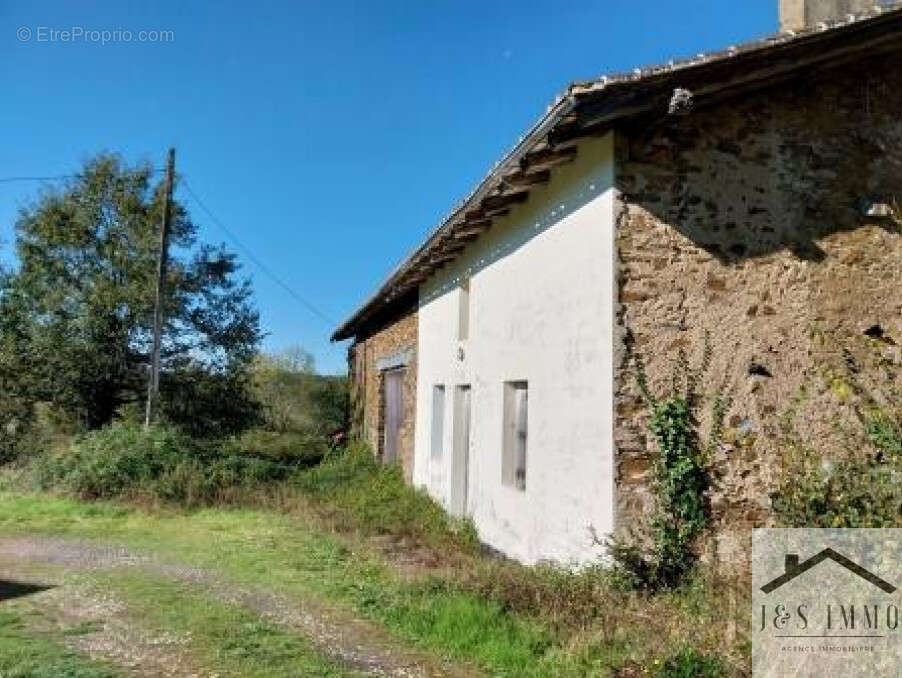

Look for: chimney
[780,0,881,31]
[785,554,800,574]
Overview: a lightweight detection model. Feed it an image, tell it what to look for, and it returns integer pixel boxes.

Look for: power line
[182,179,336,328]
[0,168,341,345]
[0,174,83,184]
[0,169,165,185]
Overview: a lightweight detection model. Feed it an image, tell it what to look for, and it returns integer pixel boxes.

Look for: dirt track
[0,535,476,677]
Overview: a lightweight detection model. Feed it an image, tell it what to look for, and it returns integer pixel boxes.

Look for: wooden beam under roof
[412,262,436,278]
[454,222,490,238]
[481,206,510,218]
[480,191,528,212]
[520,144,578,171]
[501,168,551,189]
[461,216,491,229]
[452,231,481,242]
[429,249,458,265]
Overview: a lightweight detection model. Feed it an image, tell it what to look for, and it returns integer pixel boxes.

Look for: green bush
[296,443,479,553]
[160,366,262,439]
[772,445,902,527]
[773,402,902,528]
[0,397,35,464]
[656,647,724,677]
[865,412,902,460]
[225,429,329,467]
[35,422,293,506]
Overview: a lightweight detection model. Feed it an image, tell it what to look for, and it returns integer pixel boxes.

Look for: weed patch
[773,353,902,528]
[656,647,725,677]
[295,444,480,554]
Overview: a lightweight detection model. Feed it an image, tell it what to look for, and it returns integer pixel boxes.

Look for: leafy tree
[251,346,317,434]
[2,154,262,433]
[250,346,347,437]
[0,270,38,458]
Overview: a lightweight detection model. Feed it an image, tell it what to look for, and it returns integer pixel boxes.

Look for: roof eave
[332,5,902,343]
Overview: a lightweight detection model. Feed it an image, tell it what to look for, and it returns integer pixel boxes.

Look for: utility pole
[145,148,175,428]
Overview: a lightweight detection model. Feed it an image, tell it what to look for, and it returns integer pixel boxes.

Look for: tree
[250,347,347,438]
[0,268,38,457]
[250,346,317,433]
[3,154,262,432]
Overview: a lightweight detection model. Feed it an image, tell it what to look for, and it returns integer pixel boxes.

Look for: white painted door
[451,385,471,516]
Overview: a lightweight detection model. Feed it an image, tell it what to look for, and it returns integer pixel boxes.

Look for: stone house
[332,0,902,564]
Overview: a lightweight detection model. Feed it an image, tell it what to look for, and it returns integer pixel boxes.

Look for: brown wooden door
[382,368,405,463]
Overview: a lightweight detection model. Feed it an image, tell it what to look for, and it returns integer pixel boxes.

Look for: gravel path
[22,582,201,677]
[0,535,477,677]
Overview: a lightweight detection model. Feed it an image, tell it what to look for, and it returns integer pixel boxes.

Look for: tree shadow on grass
[0,579,54,602]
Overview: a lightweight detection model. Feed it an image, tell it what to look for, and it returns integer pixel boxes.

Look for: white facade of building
[412,133,617,565]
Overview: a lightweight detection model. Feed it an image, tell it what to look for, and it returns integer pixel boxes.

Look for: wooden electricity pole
[145,148,176,428]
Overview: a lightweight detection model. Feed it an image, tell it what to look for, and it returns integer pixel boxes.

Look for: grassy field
[0,446,748,676]
[0,608,117,678]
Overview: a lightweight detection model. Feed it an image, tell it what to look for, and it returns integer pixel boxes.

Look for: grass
[0,609,117,678]
[0,564,356,678]
[87,571,359,677]
[0,491,549,674]
[4,440,743,676]
[0,486,745,676]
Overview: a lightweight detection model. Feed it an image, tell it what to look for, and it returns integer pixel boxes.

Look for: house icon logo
[753,530,902,675]
[760,548,897,595]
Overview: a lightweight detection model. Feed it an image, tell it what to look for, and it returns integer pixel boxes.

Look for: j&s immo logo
[753,530,902,677]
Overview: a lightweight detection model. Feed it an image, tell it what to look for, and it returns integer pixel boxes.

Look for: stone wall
[348,308,418,480]
[613,51,902,563]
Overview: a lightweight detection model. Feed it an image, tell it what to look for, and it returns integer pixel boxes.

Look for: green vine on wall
[612,333,730,590]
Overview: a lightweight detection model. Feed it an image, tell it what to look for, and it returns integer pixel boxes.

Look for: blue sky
[2,1,775,374]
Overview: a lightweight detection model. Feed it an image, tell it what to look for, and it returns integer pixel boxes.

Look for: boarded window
[458,278,470,341]
[431,385,445,459]
[502,381,528,491]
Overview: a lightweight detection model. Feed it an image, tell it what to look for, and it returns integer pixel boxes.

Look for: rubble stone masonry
[348,309,418,481]
[613,51,902,564]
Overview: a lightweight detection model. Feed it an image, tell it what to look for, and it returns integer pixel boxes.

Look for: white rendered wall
[413,133,617,565]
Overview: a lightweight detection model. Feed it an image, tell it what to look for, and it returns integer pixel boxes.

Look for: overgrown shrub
[34,422,293,506]
[0,396,35,463]
[225,429,329,467]
[296,443,479,553]
[449,563,741,674]
[773,409,902,528]
[772,348,902,527]
[772,448,902,527]
[611,334,730,590]
[456,561,616,631]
